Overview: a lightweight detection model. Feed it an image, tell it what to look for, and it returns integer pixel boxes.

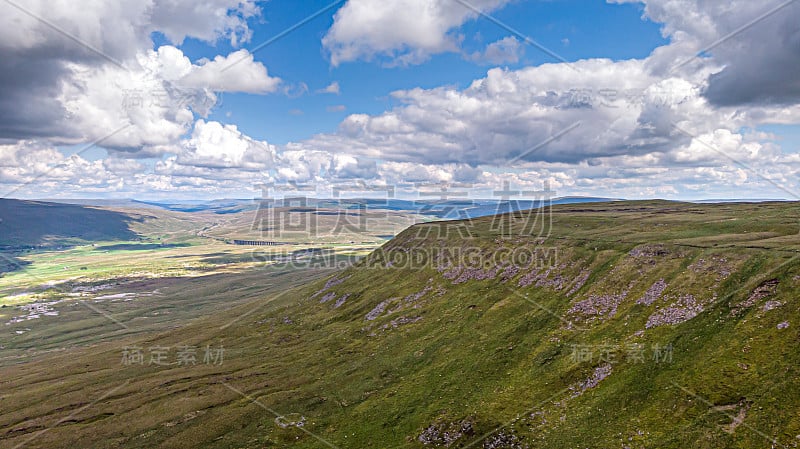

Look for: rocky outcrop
[569,291,629,320]
[418,419,475,447]
[636,279,668,306]
[645,294,704,328]
[570,364,613,398]
[730,279,779,316]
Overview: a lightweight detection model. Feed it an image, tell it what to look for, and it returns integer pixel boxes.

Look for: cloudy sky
[1,0,799,200]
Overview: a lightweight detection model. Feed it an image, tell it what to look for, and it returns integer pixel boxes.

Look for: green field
[0,200,398,366]
[2,200,800,448]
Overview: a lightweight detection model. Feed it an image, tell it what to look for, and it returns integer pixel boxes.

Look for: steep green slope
[2,200,800,448]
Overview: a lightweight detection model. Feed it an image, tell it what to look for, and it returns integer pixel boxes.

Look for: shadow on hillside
[164,252,227,259]
[93,243,190,251]
[0,253,31,275]
[195,247,342,266]
[0,199,143,249]
[201,253,259,264]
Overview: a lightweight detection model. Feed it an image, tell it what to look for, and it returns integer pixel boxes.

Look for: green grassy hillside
[2,200,800,448]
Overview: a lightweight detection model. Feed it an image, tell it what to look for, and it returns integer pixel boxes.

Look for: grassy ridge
[1,201,800,448]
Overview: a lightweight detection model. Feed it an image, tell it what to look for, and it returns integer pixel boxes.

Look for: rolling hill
[0,199,144,250]
[2,200,800,448]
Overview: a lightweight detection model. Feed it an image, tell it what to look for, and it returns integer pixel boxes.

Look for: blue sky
[201,0,668,144]
[2,0,800,200]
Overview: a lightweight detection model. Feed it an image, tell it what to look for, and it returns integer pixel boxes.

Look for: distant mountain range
[44,196,623,219]
[1,197,618,251]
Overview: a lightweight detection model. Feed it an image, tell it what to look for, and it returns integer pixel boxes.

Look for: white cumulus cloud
[322,0,513,66]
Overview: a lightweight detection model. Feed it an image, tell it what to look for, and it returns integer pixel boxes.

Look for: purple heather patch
[566,269,591,296]
[636,279,668,306]
[311,275,351,299]
[365,299,393,321]
[333,293,350,309]
[568,291,629,320]
[645,294,703,328]
[320,292,337,303]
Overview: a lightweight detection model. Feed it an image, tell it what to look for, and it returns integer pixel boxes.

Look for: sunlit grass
[2,201,800,448]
